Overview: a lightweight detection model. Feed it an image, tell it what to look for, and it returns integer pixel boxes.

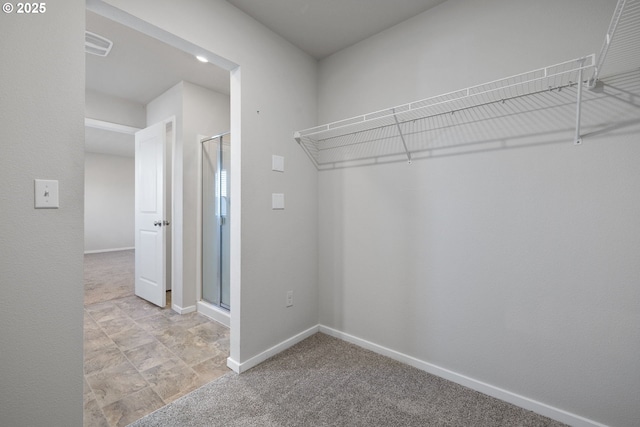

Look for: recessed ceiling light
[196,55,208,63]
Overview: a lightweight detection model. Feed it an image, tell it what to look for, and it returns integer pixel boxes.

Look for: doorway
[84,6,232,313]
[83,5,238,424]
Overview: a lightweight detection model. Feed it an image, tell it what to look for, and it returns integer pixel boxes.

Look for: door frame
[87,0,242,372]
[196,133,231,327]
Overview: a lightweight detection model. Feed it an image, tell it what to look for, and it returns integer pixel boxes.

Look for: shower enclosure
[201,133,230,310]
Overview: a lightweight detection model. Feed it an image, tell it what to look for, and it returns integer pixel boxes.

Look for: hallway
[83,250,230,426]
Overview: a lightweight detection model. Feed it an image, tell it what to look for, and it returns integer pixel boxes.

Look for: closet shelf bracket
[392,109,412,164]
[574,59,586,145]
[588,0,630,87]
[294,131,319,169]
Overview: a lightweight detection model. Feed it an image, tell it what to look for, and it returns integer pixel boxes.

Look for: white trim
[227,325,319,374]
[224,324,607,426]
[318,325,608,427]
[84,247,134,254]
[197,301,230,327]
[228,66,241,371]
[163,117,176,294]
[84,118,141,134]
[226,356,241,373]
[165,114,182,313]
[171,304,196,314]
[195,134,207,307]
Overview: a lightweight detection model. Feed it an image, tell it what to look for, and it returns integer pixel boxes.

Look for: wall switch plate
[286,290,293,307]
[272,193,285,210]
[272,155,284,172]
[34,179,59,209]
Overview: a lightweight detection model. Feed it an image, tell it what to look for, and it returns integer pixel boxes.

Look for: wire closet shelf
[294,0,639,170]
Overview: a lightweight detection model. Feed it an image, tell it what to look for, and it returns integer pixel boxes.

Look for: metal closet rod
[201,131,230,144]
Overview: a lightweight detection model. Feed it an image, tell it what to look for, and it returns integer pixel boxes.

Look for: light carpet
[129,333,565,426]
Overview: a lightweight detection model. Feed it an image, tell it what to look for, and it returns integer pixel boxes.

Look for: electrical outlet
[286,290,293,307]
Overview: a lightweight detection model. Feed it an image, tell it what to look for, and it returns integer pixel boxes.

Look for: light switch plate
[272,155,284,172]
[272,193,285,210]
[34,179,59,209]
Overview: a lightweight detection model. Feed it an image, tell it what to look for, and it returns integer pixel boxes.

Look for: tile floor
[83,252,231,426]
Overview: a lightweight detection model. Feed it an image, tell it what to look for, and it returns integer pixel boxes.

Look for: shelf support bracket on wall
[589,0,628,87]
[392,109,412,164]
[294,131,320,169]
[574,59,585,145]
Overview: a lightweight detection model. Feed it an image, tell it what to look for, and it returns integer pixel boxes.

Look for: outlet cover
[272,155,284,172]
[286,290,293,307]
[272,193,285,210]
[34,179,59,209]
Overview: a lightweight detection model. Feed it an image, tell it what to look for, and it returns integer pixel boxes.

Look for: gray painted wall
[84,153,135,252]
[317,0,639,426]
[0,1,85,425]
[5,1,632,425]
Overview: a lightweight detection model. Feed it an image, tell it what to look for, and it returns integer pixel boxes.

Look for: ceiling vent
[85,31,113,57]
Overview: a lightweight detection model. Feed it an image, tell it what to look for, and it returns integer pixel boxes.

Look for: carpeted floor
[130,333,566,427]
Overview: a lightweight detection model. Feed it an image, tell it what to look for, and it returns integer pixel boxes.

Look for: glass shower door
[202,133,230,310]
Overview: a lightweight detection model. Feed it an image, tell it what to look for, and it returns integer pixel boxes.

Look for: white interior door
[135,121,167,307]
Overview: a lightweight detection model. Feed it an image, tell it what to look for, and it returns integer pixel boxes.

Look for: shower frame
[199,132,231,315]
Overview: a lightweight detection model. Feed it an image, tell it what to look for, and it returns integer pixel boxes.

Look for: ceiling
[85,10,230,105]
[85,10,231,157]
[85,1,447,156]
[226,0,447,59]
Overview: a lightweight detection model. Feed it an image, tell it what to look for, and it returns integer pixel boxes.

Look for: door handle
[154,221,162,227]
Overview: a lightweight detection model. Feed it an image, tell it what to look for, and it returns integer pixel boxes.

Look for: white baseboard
[84,247,134,254]
[226,356,240,373]
[224,324,606,426]
[171,304,196,314]
[318,325,607,427]
[197,301,230,327]
[227,325,320,374]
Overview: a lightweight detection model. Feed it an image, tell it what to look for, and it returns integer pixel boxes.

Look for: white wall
[317,0,614,124]
[0,1,85,425]
[86,88,146,128]
[182,81,230,308]
[147,82,183,126]
[99,0,319,368]
[146,81,183,304]
[146,80,230,311]
[84,90,142,254]
[317,1,639,426]
[84,153,135,252]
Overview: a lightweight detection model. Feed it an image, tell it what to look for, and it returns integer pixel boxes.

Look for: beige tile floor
[84,252,231,427]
